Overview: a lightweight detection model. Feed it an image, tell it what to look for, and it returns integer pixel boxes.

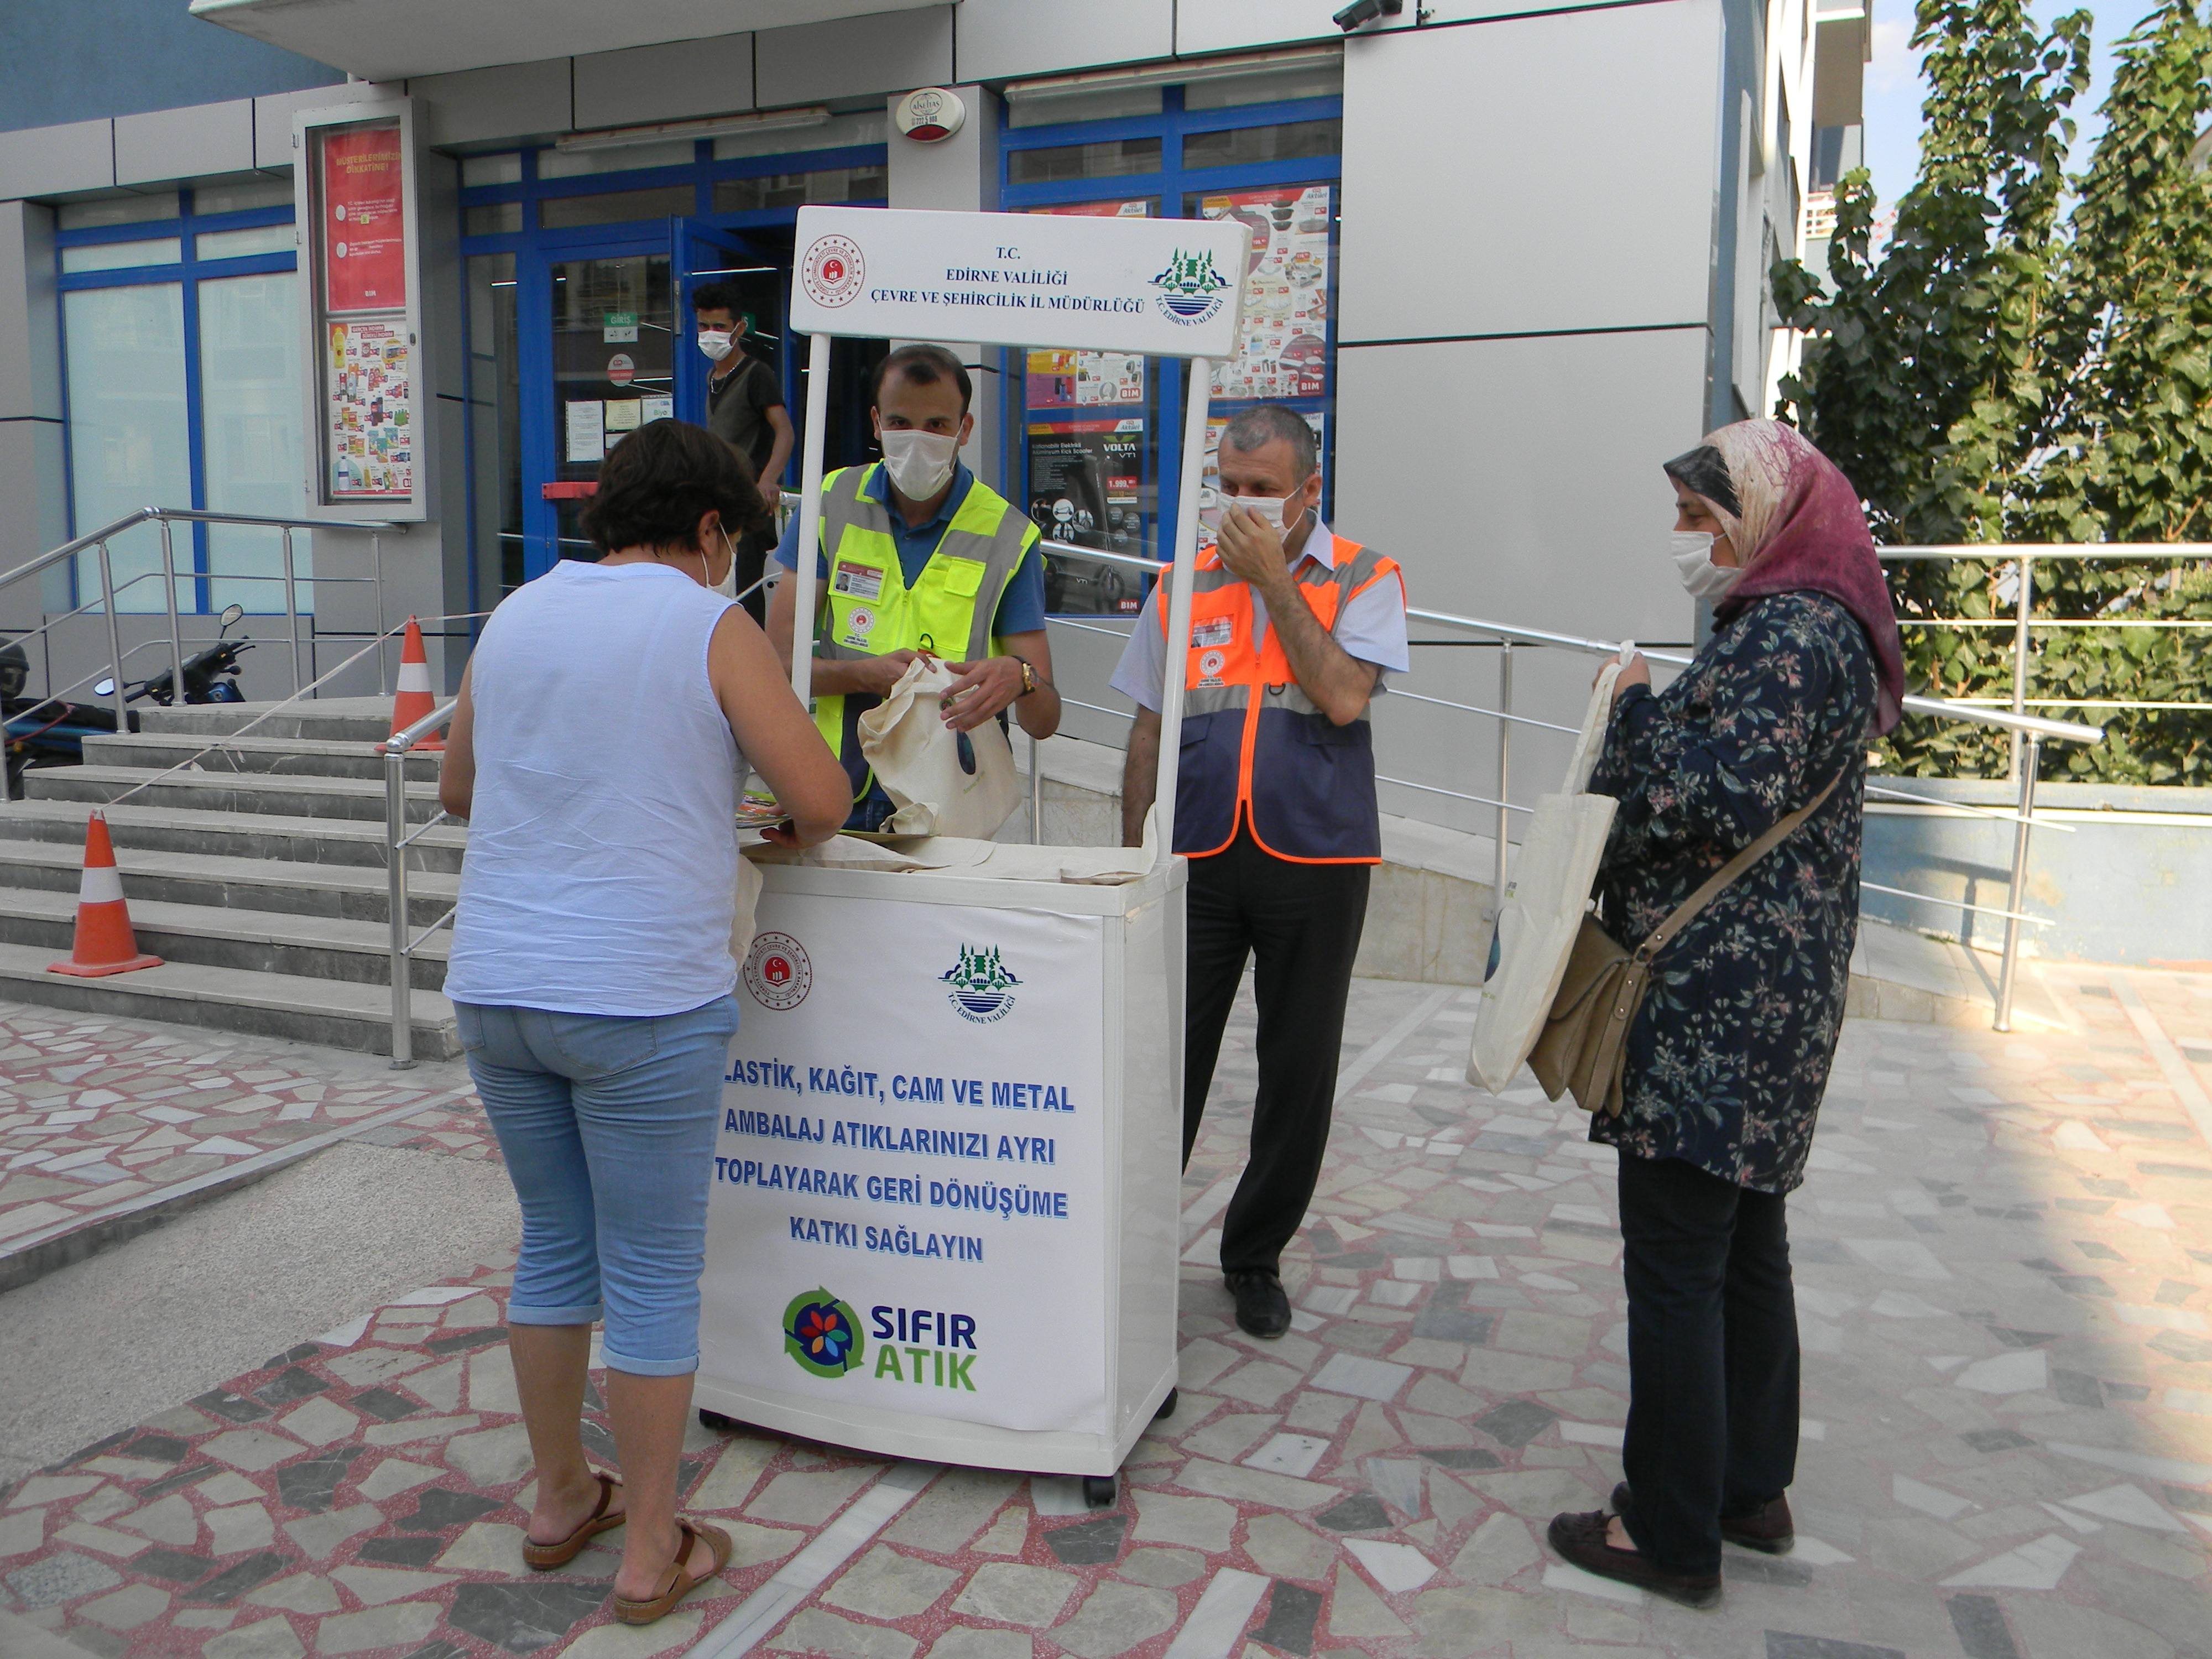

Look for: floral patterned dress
[1586,591,1877,1193]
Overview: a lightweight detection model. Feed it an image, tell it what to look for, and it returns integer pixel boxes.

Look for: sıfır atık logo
[1150,248,1230,326]
[940,944,1020,1024]
[783,1287,866,1378]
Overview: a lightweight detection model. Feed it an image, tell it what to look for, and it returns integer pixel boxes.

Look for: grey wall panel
[114,99,256,188]
[254,82,397,170]
[1332,330,1707,649]
[1173,0,1340,56]
[1338,0,1721,342]
[0,119,114,202]
[574,35,756,129]
[0,201,60,421]
[755,6,953,105]
[410,59,573,149]
[956,0,1171,82]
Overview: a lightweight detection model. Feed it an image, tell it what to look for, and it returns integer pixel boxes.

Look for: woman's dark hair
[1662,444,1741,520]
[580,419,773,556]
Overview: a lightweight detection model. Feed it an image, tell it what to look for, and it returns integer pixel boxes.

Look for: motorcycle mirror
[93,679,116,697]
[220,603,246,630]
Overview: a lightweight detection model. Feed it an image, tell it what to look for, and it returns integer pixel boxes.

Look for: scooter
[4,604,252,798]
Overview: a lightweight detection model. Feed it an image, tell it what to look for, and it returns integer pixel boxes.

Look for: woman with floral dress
[1545,419,1905,1606]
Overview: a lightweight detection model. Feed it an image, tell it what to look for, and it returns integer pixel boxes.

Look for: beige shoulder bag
[1530,773,1841,1118]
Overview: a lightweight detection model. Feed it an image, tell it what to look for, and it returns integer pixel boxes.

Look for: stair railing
[383,699,457,1068]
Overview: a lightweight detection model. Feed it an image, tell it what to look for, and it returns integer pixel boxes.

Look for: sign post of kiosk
[693,206,1246,1503]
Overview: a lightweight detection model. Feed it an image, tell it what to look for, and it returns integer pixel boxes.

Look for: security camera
[1333,0,1403,30]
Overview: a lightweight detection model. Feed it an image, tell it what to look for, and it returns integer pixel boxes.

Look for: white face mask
[1200,493,1300,540]
[697,329,734,363]
[879,427,959,499]
[1670,529,1741,599]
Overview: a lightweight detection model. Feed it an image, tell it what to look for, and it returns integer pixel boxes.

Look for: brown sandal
[613,1518,732,1626]
[521,1471,626,1570]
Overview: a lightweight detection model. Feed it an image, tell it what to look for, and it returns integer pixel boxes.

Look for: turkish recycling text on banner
[700,890,1110,1436]
[786,204,1248,359]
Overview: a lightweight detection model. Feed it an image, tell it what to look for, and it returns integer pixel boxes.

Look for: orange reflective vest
[1161,534,1402,863]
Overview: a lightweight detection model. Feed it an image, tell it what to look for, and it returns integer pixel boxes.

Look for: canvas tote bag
[857,656,1022,838]
[1465,656,1626,1093]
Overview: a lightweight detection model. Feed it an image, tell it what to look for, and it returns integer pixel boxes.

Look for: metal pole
[1152,357,1213,868]
[386,745,415,1068]
[2008,554,2033,781]
[1029,729,1042,844]
[157,517,187,707]
[1992,733,2039,1034]
[1493,640,1514,905]
[281,526,305,697]
[98,543,128,732]
[373,533,388,695]
[789,332,833,707]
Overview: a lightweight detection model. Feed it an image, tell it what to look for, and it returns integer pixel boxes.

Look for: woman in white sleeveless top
[439,420,847,1624]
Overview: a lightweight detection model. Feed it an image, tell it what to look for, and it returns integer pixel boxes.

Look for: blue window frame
[56,189,299,614]
[1001,84,1343,605]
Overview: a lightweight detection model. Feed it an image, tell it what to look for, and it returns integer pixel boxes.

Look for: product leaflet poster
[1021,201,1155,412]
[326,321,413,499]
[1194,184,1332,401]
[1027,419,1149,615]
[319,123,408,314]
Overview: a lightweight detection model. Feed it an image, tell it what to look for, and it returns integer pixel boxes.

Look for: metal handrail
[382,698,457,1068]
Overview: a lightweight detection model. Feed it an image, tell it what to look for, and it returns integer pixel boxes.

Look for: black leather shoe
[1611,1483,1795,1555]
[1225,1270,1290,1338]
[1548,1508,1721,1608]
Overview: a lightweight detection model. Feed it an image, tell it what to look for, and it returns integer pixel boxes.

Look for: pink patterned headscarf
[1688,419,1906,734]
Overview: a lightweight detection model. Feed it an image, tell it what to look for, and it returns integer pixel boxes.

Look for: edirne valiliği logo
[940,944,1020,1024]
[1150,248,1230,326]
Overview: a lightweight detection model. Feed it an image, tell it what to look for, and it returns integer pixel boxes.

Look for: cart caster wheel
[1154,1389,1178,1421]
[698,1409,743,1433]
[1082,1474,1118,1510]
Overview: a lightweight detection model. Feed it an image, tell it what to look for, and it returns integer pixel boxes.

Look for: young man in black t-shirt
[693,282,792,622]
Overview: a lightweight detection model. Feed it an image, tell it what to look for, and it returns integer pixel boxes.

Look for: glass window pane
[65,284,189,615]
[1006,87,1163,128]
[58,194,179,231]
[462,153,524,186]
[711,165,886,212]
[1007,137,1163,185]
[200,272,307,619]
[711,112,884,160]
[196,224,294,262]
[193,176,294,215]
[1182,119,1342,170]
[538,139,698,178]
[61,238,182,273]
[465,201,524,236]
[1184,65,1344,110]
[538,184,697,229]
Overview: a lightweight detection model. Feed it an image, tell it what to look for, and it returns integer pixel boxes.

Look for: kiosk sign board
[294,100,428,522]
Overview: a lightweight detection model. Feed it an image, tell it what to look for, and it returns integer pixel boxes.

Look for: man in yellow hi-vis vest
[767,345,1061,831]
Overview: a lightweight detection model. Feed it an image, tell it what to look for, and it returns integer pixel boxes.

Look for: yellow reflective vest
[807,463,1039,809]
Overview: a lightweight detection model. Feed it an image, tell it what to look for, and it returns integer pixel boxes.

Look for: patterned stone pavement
[0,1008,492,1269]
[4,962,2212,1659]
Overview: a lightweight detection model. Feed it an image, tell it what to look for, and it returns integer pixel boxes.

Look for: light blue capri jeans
[456,995,740,1376]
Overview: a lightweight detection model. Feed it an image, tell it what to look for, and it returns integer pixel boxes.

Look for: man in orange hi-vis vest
[1112,404,1408,1339]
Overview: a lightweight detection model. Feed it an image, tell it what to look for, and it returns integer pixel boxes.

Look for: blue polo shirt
[773,461,1048,638]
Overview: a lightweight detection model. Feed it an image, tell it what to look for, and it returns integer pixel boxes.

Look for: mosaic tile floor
[4,964,2212,1659]
[0,1009,492,1265]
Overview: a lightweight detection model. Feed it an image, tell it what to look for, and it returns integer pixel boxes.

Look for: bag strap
[1630,770,1846,966]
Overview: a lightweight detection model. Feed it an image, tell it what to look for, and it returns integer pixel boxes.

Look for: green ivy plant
[1774,0,2212,786]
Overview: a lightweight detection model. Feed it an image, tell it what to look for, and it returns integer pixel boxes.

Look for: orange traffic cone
[47,811,161,978]
[388,615,443,750]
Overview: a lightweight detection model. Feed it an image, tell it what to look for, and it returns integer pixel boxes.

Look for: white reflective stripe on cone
[396,661,434,692]
[79,864,126,906]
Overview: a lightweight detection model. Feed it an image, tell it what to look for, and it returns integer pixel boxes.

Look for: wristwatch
[1015,658,1039,698]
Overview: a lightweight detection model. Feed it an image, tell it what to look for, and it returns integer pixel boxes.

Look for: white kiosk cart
[693,206,1247,1505]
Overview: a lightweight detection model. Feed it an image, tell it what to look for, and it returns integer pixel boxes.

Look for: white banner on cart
[787,204,1248,357]
[701,888,1111,1436]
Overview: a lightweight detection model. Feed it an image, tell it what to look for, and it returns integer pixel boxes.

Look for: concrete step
[0,887,448,991]
[21,764,445,826]
[0,836,457,928]
[81,731,441,782]
[0,939,456,1058]
[135,696,401,744]
[0,797,467,874]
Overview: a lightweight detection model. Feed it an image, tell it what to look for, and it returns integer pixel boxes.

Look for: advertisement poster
[1192,185,1332,401]
[318,123,408,315]
[1028,419,1149,615]
[326,321,412,499]
[1022,201,1155,411]
[699,892,1110,1436]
